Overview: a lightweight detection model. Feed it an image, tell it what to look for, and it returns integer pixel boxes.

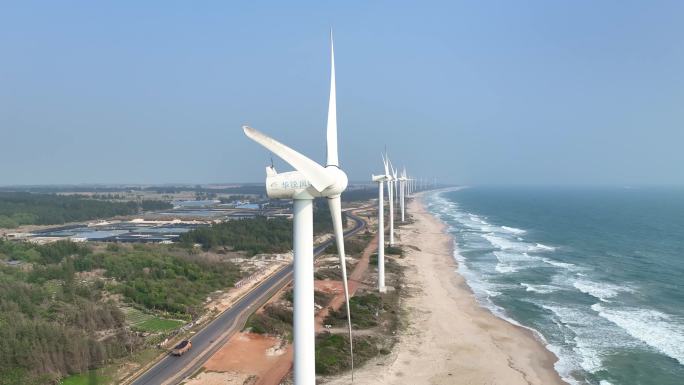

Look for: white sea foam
[591,303,684,364]
[482,233,556,254]
[546,343,583,385]
[535,243,555,251]
[573,280,632,302]
[599,381,614,385]
[482,233,526,250]
[520,283,558,294]
[501,225,526,234]
[495,251,537,261]
[493,251,540,274]
[542,257,576,269]
[495,263,519,273]
[541,304,605,373]
[452,244,503,300]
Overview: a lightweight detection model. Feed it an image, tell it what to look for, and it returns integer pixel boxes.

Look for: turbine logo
[282,180,310,189]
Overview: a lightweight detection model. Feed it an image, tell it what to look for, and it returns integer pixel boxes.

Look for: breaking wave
[592,303,684,364]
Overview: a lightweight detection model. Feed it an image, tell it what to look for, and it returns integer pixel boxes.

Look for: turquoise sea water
[425,187,684,385]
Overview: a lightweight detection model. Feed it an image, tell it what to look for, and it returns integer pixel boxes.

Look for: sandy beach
[326,194,566,385]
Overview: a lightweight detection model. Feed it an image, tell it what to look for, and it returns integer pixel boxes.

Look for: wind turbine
[399,167,407,222]
[242,34,353,385]
[390,161,399,218]
[372,154,391,292]
[386,156,395,246]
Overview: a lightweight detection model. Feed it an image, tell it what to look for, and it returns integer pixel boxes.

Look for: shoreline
[326,192,566,385]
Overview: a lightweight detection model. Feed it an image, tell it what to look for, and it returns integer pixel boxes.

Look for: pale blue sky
[1,1,682,186]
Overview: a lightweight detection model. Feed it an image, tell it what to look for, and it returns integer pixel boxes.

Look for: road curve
[130,211,367,385]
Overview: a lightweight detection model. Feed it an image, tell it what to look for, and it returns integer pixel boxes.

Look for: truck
[171,340,192,356]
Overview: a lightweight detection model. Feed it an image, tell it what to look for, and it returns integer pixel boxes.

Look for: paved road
[130,211,367,385]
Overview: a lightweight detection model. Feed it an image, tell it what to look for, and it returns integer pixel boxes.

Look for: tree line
[179,199,338,253]
[0,192,171,228]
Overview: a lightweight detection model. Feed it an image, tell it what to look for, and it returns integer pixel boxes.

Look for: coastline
[326,192,566,385]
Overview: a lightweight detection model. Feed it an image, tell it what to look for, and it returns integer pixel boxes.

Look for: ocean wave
[541,304,605,373]
[501,225,526,234]
[493,251,540,274]
[545,343,583,385]
[495,263,519,273]
[535,243,556,251]
[481,233,526,251]
[520,283,558,294]
[451,244,514,302]
[591,303,684,364]
[494,251,537,262]
[573,280,632,302]
[542,257,576,269]
[482,233,556,253]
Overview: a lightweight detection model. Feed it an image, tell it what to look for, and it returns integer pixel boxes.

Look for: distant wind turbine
[400,167,407,222]
[372,154,392,292]
[386,156,395,246]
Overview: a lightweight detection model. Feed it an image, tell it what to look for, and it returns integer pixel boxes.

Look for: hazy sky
[1,1,683,186]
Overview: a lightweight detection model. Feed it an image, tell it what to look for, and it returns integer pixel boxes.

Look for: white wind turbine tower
[372,154,391,292]
[242,34,353,385]
[407,174,412,196]
[390,161,399,217]
[399,167,407,222]
[386,156,395,246]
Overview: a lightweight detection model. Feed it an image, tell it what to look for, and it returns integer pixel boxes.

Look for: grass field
[134,318,184,332]
[121,306,184,332]
[60,370,109,385]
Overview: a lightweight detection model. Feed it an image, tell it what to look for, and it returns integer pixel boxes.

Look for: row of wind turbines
[372,154,428,292]
[242,33,433,385]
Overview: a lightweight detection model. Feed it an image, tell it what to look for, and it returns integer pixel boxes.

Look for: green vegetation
[385,245,403,256]
[180,217,292,253]
[327,293,382,329]
[140,200,173,211]
[314,290,333,306]
[315,334,379,375]
[0,239,241,384]
[245,303,293,340]
[0,192,171,228]
[133,318,184,332]
[60,370,110,385]
[318,246,405,376]
[120,306,182,332]
[323,237,367,255]
[180,199,337,253]
[73,245,242,316]
[341,188,377,202]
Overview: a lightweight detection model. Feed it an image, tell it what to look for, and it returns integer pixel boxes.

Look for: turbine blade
[243,126,334,192]
[382,153,389,176]
[326,31,339,166]
[327,195,354,380]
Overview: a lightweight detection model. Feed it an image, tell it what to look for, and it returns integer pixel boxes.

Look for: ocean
[424,187,684,385]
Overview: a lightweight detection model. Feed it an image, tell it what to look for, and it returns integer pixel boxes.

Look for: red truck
[171,340,192,356]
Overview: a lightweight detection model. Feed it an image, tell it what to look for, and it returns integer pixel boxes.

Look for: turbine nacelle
[265,167,347,199]
[372,174,389,183]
